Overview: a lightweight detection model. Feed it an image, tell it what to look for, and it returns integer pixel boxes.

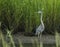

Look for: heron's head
[37,11,42,14]
[35,11,43,14]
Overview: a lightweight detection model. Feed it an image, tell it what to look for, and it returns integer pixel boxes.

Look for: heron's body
[35,11,45,36]
[36,24,44,35]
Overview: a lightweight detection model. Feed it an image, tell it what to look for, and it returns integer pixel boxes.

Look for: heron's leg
[38,32,40,47]
[40,32,42,42]
[38,33,40,40]
[40,32,43,47]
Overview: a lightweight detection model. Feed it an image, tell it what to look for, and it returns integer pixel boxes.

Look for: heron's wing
[36,24,44,32]
[36,25,42,30]
[35,25,42,35]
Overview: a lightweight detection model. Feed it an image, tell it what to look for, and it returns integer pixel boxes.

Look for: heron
[35,10,45,43]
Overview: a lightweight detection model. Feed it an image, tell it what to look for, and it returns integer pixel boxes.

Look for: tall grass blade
[6,29,15,47]
[55,32,60,47]
[0,32,10,47]
[18,39,23,47]
[31,39,35,47]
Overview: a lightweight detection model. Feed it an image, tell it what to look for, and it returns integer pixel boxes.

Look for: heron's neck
[40,13,43,25]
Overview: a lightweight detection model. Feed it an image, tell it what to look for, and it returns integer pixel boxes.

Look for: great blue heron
[35,10,45,42]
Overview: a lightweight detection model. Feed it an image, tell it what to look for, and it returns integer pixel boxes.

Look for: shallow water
[0,42,56,47]
[21,43,56,47]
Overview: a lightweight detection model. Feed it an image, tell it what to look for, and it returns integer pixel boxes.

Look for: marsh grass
[31,39,36,47]
[18,39,23,47]
[55,32,60,47]
[6,29,16,47]
[0,28,23,47]
[0,0,60,34]
[0,31,10,47]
